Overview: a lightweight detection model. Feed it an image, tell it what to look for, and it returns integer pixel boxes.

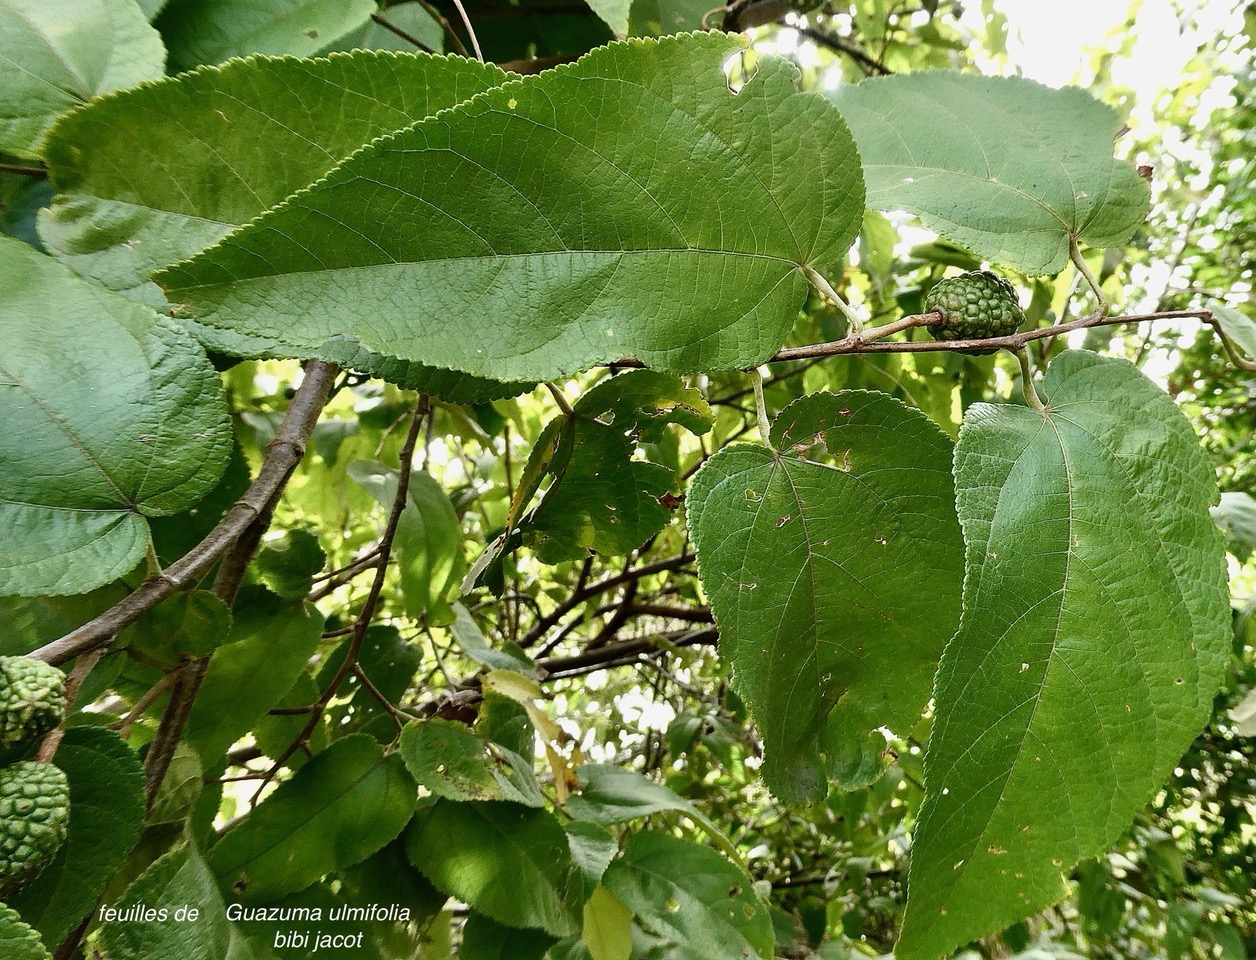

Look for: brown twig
[519,552,697,650]
[369,11,438,53]
[252,397,431,799]
[141,361,340,804]
[0,161,47,178]
[31,362,340,667]
[34,649,106,763]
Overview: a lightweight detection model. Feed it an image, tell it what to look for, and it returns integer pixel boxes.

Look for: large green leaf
[602,832,774,960]
[10,728,145,948]
[0,0,165,159]
[519,371,712,563]
[39,50,525,402]
[406,800,578,937]
[184,587,324,761]
[687,391,964,802]
[98,843,234,960]
[155,32,865,382]
[40,51,507,310]
[209,735,416,903]
[898,351,1231,959]
[0,238,231,597]
[829,72,1150,275]
[0,904,51,960]
[156,0,374,69]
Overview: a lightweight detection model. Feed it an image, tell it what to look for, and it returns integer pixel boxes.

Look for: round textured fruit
[0,657,65,749]
[924,270,1025,344]
[0,761,70,894]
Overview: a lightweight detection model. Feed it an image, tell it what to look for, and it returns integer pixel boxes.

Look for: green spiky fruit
[0,761,70,894]
[0,657,65,748]
[924,270,1025,345]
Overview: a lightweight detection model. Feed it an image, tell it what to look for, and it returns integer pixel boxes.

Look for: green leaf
[406,800,578,937]
[603,832,774,960]
[399,718,544,807]
[319,626,423,740]
[0,0,165,159]
[563,821,619,905]
[1213,491,1256,562]
[119,590,233,662]
[450,604,537,675]
[254,529,326,600]
[39,51,526,402]
[145,743,203,826]
[41,51,508,309]
[184,588,324,761]
[10,728,145,948]
[0,238,231,597]
[584,0,630,36]
[348,462,466,623]
[156,0,374,69]
[156,33,865,382]
[210,734,416,903]
[566,764,703,825]
[582,886,632,960]
[829,72,1150,274]
[1213,304,1256,361]
[99,843,234,960]
[0,903,51,960]
[687,391,964,801]
[519,372,711,563]
[898,351,1232,959]
[461,912,556,960]
[628,0,721,37]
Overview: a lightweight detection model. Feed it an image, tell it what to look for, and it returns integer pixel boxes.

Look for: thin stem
[1069,237,1109,317]
[252,397,430,799]
[0,162,47,178]
[410,0,469,56]
[1208,316,1256,372]
[369,11,438,53]
[35,650,105,762]
[748,368,770,442]
[1017,349,1047,413]
[142,361,340,804]
[804,265,864,334]
[448,0,484,61]
[546,381,575,416]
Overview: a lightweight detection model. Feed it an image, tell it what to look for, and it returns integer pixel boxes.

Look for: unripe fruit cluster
[0,657,69,896]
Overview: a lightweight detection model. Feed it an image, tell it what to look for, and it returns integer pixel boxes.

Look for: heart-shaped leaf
[898,350,1231,959]
[156,32,865,382]
[0,238,231,597]
[687,391,964,801]
[829,72,1150,275]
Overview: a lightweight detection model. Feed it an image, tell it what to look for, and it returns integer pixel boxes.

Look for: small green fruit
[0,657,65,748]
[0,761,70,894]
[924,270,1025,346]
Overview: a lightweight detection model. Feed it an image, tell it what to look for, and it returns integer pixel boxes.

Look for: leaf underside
[0,237,231,597]
[829,72,1150,275]
[39,50,528,402]
[898,350,1231,959]
[156,32,865,382]
[688,391,964,802]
